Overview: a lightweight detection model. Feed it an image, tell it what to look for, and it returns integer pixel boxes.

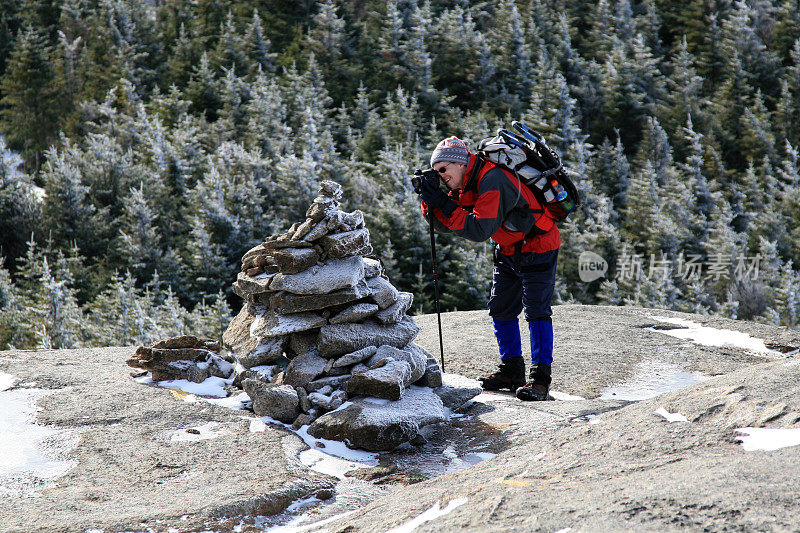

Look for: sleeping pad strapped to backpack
[476,121,580,222]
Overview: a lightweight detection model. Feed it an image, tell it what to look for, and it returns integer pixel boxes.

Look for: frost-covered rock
[366,276,399,309]
[332,346,378,368]
[367,344,426,384]
[363,257,382,278]
[308,387,447,451]
[320,228,372,259]
[251,310,326,338]
[243,380,300,423]
[417,356,443,388]
[375,292,413,325]
[283,352,328,388]
[329,302,379,325]
[347,359,412,401]
[272,247,320,274]
[270,281,371,314]
[306,375,351,392]
[238,336,286,368]
[232,271,275,298]
[434,374,483,410]
[270,256,365,295]
[318,316,421,357]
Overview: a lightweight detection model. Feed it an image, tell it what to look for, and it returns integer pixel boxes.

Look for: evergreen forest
[1,0,800,350]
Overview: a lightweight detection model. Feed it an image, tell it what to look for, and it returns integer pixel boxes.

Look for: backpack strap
[463,155,485,195]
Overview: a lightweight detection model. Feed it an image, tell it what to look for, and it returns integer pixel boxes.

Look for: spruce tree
[0,25,61,171]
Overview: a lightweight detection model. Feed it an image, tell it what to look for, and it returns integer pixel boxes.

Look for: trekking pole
[427,214,446,373]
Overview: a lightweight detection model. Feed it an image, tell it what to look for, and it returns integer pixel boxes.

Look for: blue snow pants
[488,248,558,366]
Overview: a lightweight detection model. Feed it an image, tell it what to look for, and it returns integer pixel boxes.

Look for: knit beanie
[430,136,470,167]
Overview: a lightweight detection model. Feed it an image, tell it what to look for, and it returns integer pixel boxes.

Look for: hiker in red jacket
[417,136,560,401]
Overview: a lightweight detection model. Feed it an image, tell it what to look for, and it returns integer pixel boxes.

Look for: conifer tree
[0,25,61,170]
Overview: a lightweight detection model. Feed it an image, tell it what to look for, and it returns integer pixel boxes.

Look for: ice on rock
[320,228,372,259]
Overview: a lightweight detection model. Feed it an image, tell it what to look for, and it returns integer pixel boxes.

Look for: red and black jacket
[421,153,560,255]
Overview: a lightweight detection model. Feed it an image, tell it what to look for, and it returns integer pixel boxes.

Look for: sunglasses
[435,162,452,174]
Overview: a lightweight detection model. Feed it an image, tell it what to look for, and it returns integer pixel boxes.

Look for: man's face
[433,161,468,190]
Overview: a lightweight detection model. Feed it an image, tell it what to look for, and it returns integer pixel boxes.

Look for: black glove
[419,177,458,217]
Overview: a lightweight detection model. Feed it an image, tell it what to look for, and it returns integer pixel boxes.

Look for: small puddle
[598,359,710,401]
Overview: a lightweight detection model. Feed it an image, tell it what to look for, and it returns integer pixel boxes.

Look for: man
[417,136,560,401]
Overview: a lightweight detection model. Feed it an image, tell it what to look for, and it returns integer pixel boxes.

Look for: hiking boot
[515,382,554,401]
[516,364,554,401]
[478,357,525,392]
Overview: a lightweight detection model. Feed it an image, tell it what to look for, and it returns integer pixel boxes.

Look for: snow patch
[654,407,688,423]
[550,390,586,401]
[1,371,17,391]
[0,384,79,497]
[135,374,230,398]
[649,316,782,357]
[384,497,468,533]
[735,427,800,451]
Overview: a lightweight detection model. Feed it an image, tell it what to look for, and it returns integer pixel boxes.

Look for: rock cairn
[223,181,478,451]
[127,335,234,383]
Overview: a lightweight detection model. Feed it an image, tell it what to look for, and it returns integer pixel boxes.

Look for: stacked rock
[127,335,234,382]
[222,180,457,449]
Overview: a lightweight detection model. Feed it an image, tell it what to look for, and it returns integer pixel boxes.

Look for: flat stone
[433,374,483,410]
[272,248,320,274]
[270,257,365,295]
[329,303,380,325]
[368,344,426,383]
[262,239,315,250]
[333,346,378,368]
[150,335,206,350]
[283,352,328,388]
[238,336,286,369]
[366,276,399,309]
[233,271,276,299]
[308,387,447,451]
[270,281,371,315]
[319,229,372,259]
[346,359,412,401]
[318,316,421,357]
[251,310,327,338]
[375,292,413,325]
[363,257,382,278]
[243,380,300,423]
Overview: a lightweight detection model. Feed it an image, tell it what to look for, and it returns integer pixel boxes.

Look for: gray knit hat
[430,136,470,167]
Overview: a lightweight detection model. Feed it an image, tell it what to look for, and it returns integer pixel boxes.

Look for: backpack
[476,121,580,222]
